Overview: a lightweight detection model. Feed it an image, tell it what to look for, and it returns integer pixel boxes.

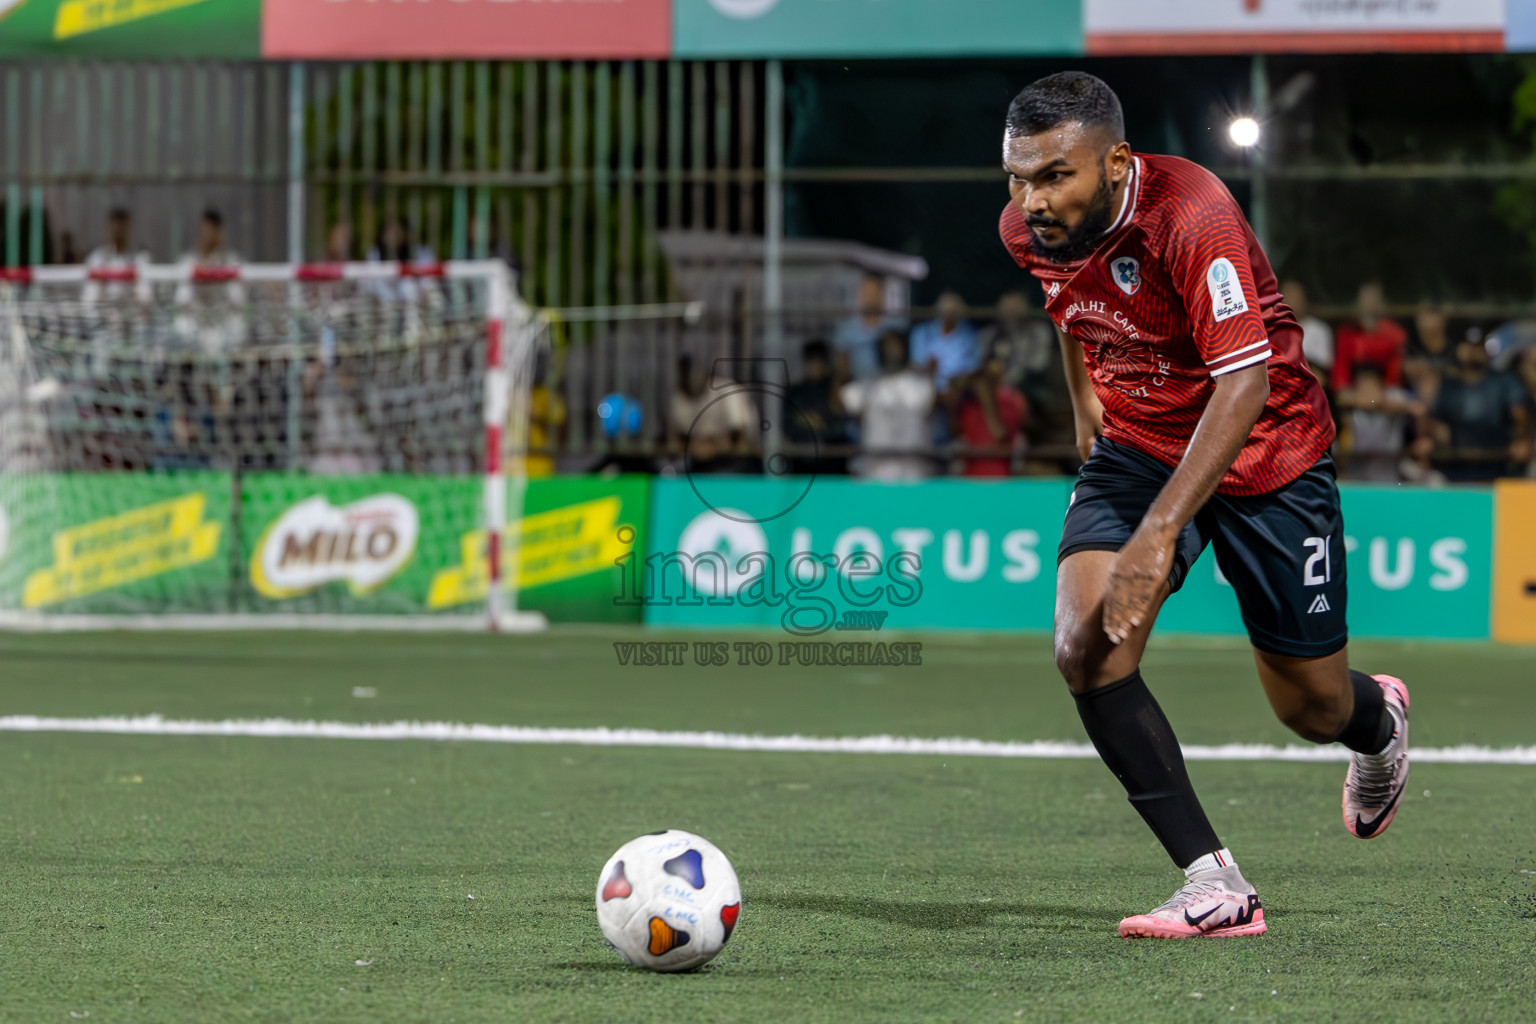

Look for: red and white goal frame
[0,259,547,633]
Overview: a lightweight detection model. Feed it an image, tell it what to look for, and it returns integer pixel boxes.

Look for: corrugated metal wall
[0,60,766,311]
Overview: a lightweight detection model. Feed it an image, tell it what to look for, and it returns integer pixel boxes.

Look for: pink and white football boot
[1343,674,1411,839]
[1118,864,1266,939]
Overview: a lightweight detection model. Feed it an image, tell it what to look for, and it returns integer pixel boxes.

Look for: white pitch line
[0,715,1533,765]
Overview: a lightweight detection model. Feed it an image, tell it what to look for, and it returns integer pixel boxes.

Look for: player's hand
[1103,525,1175,645]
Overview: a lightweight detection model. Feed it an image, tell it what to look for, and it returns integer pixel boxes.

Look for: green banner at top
[673,0,1083,58]
[0,0,259,58]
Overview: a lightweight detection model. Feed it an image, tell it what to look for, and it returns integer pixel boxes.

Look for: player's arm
[1056,327,1104,462]
[1102,363,1268,644]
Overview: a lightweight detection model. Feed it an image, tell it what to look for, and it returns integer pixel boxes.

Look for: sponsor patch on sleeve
[1206,258,1248,323]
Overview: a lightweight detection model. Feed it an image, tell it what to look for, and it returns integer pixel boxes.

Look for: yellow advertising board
[1492,481,1536,644]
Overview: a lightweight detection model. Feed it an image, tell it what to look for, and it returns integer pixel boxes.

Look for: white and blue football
[595,830,741,972]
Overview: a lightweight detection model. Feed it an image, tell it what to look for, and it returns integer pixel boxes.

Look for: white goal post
[0,259,547,633]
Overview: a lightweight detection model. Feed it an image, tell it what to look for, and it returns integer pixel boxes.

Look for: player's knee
[1053,627,1096,694]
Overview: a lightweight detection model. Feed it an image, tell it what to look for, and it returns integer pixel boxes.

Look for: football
[595,830,742,972]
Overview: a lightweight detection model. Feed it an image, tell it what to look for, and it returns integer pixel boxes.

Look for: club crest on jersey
[1111,257,1141,297]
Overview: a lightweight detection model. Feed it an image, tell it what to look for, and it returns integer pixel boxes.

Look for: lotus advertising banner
[1085,0,1505,55]
[262,0,671,59]
[0,0,260,57]
[673,0,1082,58]
[644,477,1493,640]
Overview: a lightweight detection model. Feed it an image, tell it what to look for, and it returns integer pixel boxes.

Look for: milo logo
[251,494,419,598]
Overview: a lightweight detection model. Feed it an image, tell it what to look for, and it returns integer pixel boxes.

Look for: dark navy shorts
[1060,437,1348,658]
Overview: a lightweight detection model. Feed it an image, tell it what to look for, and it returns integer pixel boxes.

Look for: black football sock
[1073,669,1223,870]
[1334,669,1393,755]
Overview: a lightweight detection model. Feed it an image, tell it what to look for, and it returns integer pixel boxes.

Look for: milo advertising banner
[240,474,649,622]
[645,477,1493,639]
[0,472,230,614]
[0,0,260,58]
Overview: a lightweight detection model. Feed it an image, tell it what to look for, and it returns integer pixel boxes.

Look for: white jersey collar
[1104,156,1141,237]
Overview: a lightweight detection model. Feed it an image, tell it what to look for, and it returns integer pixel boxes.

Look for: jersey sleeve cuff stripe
[1204,339,1270,366]
[1209,349,1273,376]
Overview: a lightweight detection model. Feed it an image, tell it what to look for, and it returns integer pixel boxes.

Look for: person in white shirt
[83,207,149,304]
[174,209,246,351]
[1283,279,1334,379]
[841,329,936,481]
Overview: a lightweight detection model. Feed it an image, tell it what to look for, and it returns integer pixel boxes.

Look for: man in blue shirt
[911,290,983,393]
[834,273,907,381]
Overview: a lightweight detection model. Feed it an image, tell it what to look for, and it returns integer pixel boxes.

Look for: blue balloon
[598,393,643,439]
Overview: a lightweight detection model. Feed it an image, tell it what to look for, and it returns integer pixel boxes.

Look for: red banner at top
[261,0,671,59]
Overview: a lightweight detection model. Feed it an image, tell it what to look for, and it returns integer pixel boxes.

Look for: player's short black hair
[201,208,223,227]
[1006,72,1125,144]
[802,338,831,364]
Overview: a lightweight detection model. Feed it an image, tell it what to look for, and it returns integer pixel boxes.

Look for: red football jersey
[1000,153,1334,496]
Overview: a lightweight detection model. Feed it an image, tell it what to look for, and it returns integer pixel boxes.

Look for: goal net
[0,260,545,632]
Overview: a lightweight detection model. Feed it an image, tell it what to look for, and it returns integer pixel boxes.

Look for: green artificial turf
[0,630,1533,1023]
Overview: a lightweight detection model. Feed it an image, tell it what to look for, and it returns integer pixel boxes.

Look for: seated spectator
[1282,279,1333,379]
[1520,348,1536,478]
[367,218,436,303]
[1404,301,1455,407]
[83,206,149,304]
[841,330,935,481]
[175,209,245,338]
[668,353,757,474]
[952,339,1028,478]
[911,290,983,394]
[981,289,1058,389]
[833,273,906,381]
[1429,335,1531,481]
[784,339,850,474]
[1336,364,1421,483]
[1332,281,1406,392]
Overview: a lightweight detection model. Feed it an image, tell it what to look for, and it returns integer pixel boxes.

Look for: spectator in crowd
[833,273,906,381]
[1283,279,1334,380]
[1335,364,1421,483]
[325,221,354,262]
[841,329,935,481]
[668,353,757,474]
[368,218,436,303]
[1428,334,1531,481]
[83,206,148,303]
[175,209,244,307]
[980,289,1060,405]
[1519,347,1536,478]
[1331,280,1406,392]
[1404,301,1455,407]
[911,290,983,395]
[952,337,1029,477]
[784,339,850,474]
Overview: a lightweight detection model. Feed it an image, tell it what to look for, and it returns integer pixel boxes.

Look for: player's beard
[1028,168,1117,265]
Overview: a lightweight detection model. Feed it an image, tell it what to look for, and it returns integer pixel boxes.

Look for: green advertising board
[673,0,1083,58]
[644,477,1493,640]
[0,472,231,614]
[240,473,649,623]
[0,473,648,623]
[0,0,260,58]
